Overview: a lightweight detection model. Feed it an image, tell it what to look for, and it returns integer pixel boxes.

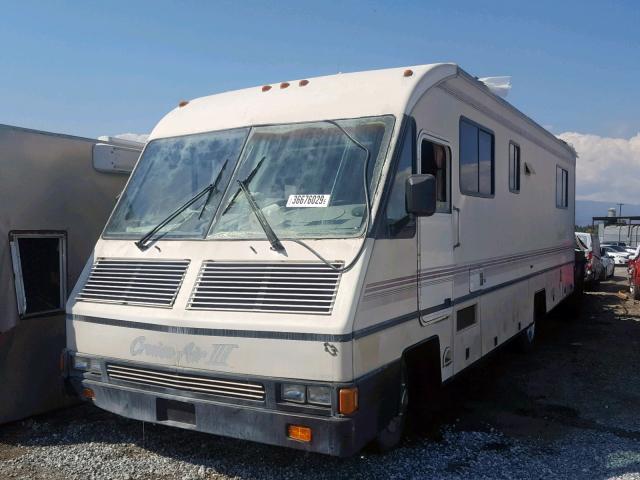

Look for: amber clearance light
[339,387,358,415]
[287,424,312,442]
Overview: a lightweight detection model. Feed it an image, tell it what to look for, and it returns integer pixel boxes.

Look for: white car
[600,253,615,279]
[601,245,629,265]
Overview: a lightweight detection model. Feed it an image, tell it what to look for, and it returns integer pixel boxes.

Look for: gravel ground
[1,269,639,480]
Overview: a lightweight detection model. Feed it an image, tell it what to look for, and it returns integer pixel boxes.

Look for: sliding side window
[509,142,521,193]
[420,138,451,213]
[459,118,494,197]
[556,166,569,208]
[9,232,67,318]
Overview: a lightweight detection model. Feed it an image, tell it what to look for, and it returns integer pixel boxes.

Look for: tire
[632,283,640,301]
[516,322,536,352]
[374,361,408,452]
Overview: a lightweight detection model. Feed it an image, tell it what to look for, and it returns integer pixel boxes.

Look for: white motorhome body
[0,124,141,424]
[65,64,576,456]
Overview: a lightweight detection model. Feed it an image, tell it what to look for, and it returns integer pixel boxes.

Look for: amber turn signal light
[339,387,358,415]
[81,388,95,400]
[403,69,413,77]
[287,424,312,442]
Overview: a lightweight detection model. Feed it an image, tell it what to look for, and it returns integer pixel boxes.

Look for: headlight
[73,356,100,372]
[307,386,331,406]
[281,384,306,403]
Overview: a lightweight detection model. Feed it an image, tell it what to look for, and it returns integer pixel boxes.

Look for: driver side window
[382,123,415,238]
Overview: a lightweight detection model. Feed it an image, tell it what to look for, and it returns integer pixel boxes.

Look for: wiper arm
[221,157,264,216]
[135,159,228,251]
[236,179,285,252]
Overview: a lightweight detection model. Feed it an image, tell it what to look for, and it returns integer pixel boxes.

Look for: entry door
[417,135,455,324]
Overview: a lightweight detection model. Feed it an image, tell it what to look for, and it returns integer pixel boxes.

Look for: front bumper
[63,354,397,457]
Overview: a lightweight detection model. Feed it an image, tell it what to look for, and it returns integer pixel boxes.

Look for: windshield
[209,116,395,240]
[104,128,248,238]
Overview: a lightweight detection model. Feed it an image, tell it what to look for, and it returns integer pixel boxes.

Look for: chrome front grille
[188,261,342,314]
[76,259,189,308]
[106,364,265,401]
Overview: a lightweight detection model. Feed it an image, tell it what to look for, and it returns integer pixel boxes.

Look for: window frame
[418,132,452,214]
[9,230,68,319]
[508,141,521,194]
[556,165,569,209]
[458,116,495,198]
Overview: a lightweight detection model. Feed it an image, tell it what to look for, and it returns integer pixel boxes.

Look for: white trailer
[64,64,576,456]
[0,124,142,424]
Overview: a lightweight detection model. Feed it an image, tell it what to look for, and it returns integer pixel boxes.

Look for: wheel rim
[526,323,535,343]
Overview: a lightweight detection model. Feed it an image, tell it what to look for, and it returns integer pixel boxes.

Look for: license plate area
[156,398,196,425]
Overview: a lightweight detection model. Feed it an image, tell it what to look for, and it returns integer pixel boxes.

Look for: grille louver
[188,261,342,314]
[106,364,265,401]
[76,259,189,307]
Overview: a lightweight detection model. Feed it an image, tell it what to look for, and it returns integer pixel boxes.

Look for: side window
[509,142,521,193]
[9,232,67,318]
[382,125,415,238]
[556,166,569,208]
[459,118,494,196]
[420,138,451,213]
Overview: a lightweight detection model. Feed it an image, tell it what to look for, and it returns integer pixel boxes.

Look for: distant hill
[575,200,640,226]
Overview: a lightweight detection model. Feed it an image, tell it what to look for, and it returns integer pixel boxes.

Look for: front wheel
[374,362,408,452]
[631,283,640,301]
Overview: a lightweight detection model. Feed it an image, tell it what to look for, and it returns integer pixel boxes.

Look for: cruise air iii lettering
[129,336,238,367]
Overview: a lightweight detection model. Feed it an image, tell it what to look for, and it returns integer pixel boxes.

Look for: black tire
[374,362,408,452]
[516,322,536,352]
[632,283,640,301]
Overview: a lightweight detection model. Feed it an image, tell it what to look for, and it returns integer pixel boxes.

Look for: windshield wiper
[134,159,228,251]
[221,157,264,216]
[236,178,285,253]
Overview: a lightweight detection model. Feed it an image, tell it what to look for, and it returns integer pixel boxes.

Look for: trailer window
[420,139,450,213]
[509,142,520,193]
[556,166,569,208]
[459,118,494,197]
[9,232,67,318]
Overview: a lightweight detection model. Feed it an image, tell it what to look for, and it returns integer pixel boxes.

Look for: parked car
[600,250,615,279]
[576,232,604,287]
[601,245,629,265]
[603,242,636,255]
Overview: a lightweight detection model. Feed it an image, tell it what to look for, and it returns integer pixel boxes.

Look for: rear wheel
[516,322,536,352]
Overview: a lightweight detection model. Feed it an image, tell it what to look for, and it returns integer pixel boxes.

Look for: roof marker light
[403,69,414,77]
[280,82,290,89]
[261,85,272,92]
[299,79,309,87]
[178,100,189,107]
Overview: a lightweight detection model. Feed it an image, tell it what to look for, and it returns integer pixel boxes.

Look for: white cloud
[557,131,640,203]
[113,133,149,143]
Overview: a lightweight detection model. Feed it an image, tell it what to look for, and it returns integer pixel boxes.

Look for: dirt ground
[1,268,639,479]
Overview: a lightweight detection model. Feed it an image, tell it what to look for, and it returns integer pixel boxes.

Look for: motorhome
[0,124,142,424]
[64,64,576,456]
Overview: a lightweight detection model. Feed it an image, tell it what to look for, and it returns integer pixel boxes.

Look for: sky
[1,1,639,203]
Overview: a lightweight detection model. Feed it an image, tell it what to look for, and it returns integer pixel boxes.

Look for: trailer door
[417,135,455,371]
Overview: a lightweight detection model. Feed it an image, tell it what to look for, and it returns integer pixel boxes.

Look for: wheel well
[403,336,441,408]
[534,289,547,321]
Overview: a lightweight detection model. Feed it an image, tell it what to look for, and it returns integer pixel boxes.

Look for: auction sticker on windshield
[286,194,331,208]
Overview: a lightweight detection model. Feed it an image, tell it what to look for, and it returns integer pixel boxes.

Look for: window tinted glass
[421,139,450,213]
[509,143,520,192]
[460,119,494,196]
[383,128,415,237]
[460,121,478,193]
[556,166,569,208]
[478,130,493,195]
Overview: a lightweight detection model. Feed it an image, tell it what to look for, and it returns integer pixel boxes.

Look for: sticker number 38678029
[286,194,331,208]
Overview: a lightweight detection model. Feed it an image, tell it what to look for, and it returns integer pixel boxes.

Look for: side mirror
[405,174,436,217]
